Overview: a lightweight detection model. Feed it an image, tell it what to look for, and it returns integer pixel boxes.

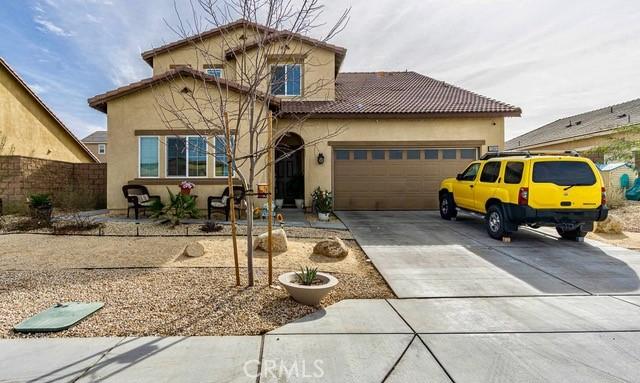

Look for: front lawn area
[0,232,393,338]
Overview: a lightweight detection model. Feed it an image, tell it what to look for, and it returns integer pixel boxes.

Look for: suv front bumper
[503,204,608,227]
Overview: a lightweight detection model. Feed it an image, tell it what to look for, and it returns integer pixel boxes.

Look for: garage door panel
[334,146,476,210]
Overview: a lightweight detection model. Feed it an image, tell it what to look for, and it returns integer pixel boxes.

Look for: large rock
[594,215,624,234]
[183,241,205,257]
[313,237,349,258]
[255,228,288,252]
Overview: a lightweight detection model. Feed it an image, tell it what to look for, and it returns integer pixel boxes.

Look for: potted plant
[28,193,53,223]
[278,266,338,306]
[275,198,284,209]
[311,187,332,221]
[179,181,195,195]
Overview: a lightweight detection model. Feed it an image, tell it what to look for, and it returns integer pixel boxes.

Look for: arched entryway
[275,133,305,207]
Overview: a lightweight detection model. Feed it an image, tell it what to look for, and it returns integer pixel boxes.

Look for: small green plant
[311,187,332,213]
[151,188,199,226]
[28,194,52,207]
[295,266,319,286]
[200,220,223,233]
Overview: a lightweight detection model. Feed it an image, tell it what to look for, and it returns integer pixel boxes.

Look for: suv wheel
[439,193,457,220]
[486,205,509,240]
[556,226,586,241]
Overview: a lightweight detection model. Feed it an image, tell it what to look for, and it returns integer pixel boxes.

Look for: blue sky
[1,0,639,140]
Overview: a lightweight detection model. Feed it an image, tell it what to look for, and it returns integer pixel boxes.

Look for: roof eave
[279,110,522,119]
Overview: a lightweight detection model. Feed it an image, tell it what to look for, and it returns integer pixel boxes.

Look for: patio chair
[122,185,161,219]
[208,186,246,221]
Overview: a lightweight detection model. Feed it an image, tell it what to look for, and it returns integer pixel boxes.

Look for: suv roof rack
[480,150,580,160]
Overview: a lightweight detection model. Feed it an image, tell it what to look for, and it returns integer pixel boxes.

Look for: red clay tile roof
[141,19,277,66]
[0,57,98,162]
[88,67,281,113]
[280,71,521,117]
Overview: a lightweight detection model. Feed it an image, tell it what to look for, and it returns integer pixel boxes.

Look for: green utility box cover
[14,302,104,333]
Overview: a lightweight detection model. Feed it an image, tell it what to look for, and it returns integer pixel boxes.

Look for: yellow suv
[439,151,608,241]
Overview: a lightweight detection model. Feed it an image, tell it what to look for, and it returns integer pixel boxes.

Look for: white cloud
[34,15,72,36]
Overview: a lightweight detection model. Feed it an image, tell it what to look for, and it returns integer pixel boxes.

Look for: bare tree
[153,0,349,286]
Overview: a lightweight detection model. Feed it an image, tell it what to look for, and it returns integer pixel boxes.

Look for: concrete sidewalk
[3,298,640,382]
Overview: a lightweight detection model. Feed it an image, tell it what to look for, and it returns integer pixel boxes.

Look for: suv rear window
[532,161,596,186]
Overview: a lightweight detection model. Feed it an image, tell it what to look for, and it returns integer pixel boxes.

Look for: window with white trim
[270,64,301,96]
[205,68,223,78]
[98,143,106,155]
[214,136,235,177]
[166,136,208,177]
[139,137,159,178]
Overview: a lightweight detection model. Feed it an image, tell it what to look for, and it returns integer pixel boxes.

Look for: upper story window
[204,64,224,78]
[271,64,301,96]
[166,136,208,178]
[98,144,106,155]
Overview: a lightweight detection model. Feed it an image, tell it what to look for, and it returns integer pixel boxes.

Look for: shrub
[52,214,104,234]
[607,187,626,210]
[151,188,199,226]
[28,193,52,207]
[200,220,223,233]
[311,187,332,213]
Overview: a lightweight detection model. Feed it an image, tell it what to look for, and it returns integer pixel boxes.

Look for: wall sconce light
[317,153,325,164]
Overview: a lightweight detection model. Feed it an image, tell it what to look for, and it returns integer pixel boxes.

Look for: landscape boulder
[594,215,624,234]
[313,237,349,258]
[254,228,288,252]
[183,241,205,257]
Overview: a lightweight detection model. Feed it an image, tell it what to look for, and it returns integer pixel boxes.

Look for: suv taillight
[601,187,607,206]
[518,187,529,206]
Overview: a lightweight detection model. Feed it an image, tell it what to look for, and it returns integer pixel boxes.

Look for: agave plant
[295,266,319,286]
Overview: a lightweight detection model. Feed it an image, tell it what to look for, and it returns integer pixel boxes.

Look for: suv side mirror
[456,174,463,181]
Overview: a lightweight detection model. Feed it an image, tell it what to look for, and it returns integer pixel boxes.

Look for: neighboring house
[88,19,520,212]
[0,57,97,163]
[506,98,640,163]
[82,131,108,163]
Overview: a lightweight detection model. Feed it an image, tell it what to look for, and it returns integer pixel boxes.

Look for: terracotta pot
[180,188,191,195]
[278,272,338,306]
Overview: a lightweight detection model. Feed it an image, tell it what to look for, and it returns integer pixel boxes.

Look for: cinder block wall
[0,155,106,212]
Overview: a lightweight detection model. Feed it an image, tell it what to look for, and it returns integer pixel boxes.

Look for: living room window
[270,64,301,96]
[166,136,208,177]
[98,144,106,155]
[138,137,159,178]
[214,136,235,177]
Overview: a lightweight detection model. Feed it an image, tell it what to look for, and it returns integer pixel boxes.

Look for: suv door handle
[469,185,474,188]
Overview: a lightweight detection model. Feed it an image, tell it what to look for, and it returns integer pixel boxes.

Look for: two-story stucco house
[89,19,521,212]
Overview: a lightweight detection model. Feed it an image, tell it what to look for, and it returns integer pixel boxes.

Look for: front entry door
[275,149,303,206]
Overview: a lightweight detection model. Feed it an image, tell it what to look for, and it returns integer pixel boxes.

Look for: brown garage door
[333,147,477,210]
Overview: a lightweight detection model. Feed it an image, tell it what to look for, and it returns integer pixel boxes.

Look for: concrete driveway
[337,210,640,298]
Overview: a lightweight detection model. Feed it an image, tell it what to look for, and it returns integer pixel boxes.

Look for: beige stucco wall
[105,76,505,211]
[0,66,93,163]
[285,117,505,203]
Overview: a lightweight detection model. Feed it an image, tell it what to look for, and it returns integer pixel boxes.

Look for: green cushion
[14,302,103,333]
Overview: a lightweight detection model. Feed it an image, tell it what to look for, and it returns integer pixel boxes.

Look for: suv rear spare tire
[486,205,510,240]
[439,193,457,220]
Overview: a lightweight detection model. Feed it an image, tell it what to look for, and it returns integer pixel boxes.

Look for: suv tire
[486,204,510,240]
[439,192,457,220]
[556,226,586,241]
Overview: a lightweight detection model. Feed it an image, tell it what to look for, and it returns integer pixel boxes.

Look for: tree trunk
[246,196,254,286]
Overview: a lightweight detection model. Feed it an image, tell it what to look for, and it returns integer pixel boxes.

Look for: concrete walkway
[4,298,640,382]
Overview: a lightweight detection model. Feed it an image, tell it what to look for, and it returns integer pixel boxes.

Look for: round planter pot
[294,199,304,209]
[275,199,284,209]
[29,204,53,222]
[278,272,338,306]
[318,212,330,221]
[180,188,192,195]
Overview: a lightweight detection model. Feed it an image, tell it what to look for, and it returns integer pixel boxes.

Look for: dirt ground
[607,202,640,233]
[0,233,393,338]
